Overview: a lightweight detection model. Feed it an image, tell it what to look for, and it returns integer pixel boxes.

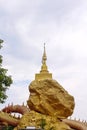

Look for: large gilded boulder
[27,79,75,118]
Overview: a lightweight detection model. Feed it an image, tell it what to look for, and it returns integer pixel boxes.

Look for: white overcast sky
[0,0,87,120]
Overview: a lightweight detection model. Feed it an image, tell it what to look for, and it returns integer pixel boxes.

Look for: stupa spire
[35,43,52,80]
[42,43,47,65]
[40,43,48,73]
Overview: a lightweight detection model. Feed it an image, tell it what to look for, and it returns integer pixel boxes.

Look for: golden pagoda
[35,43,52,80]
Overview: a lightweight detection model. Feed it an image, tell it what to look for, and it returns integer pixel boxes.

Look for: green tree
[3,125,14,130]
[0,39,13,103]
[40,119,46,129]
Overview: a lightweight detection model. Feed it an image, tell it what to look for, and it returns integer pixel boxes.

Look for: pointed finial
[42,43,47,65]
[44,43,46,50]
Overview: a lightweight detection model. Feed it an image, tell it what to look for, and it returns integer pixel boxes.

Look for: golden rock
[27,79,75,118]
[16,44,75,130]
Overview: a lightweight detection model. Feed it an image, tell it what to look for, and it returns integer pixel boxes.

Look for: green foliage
[3,125,14,130]
[49,127,55,130]
[40,119,55,130]
[0,39,13,103]
[40,119,46,129]
[0,39,3,48]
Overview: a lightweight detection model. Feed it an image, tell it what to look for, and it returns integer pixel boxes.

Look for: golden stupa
[35,43,52,80]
